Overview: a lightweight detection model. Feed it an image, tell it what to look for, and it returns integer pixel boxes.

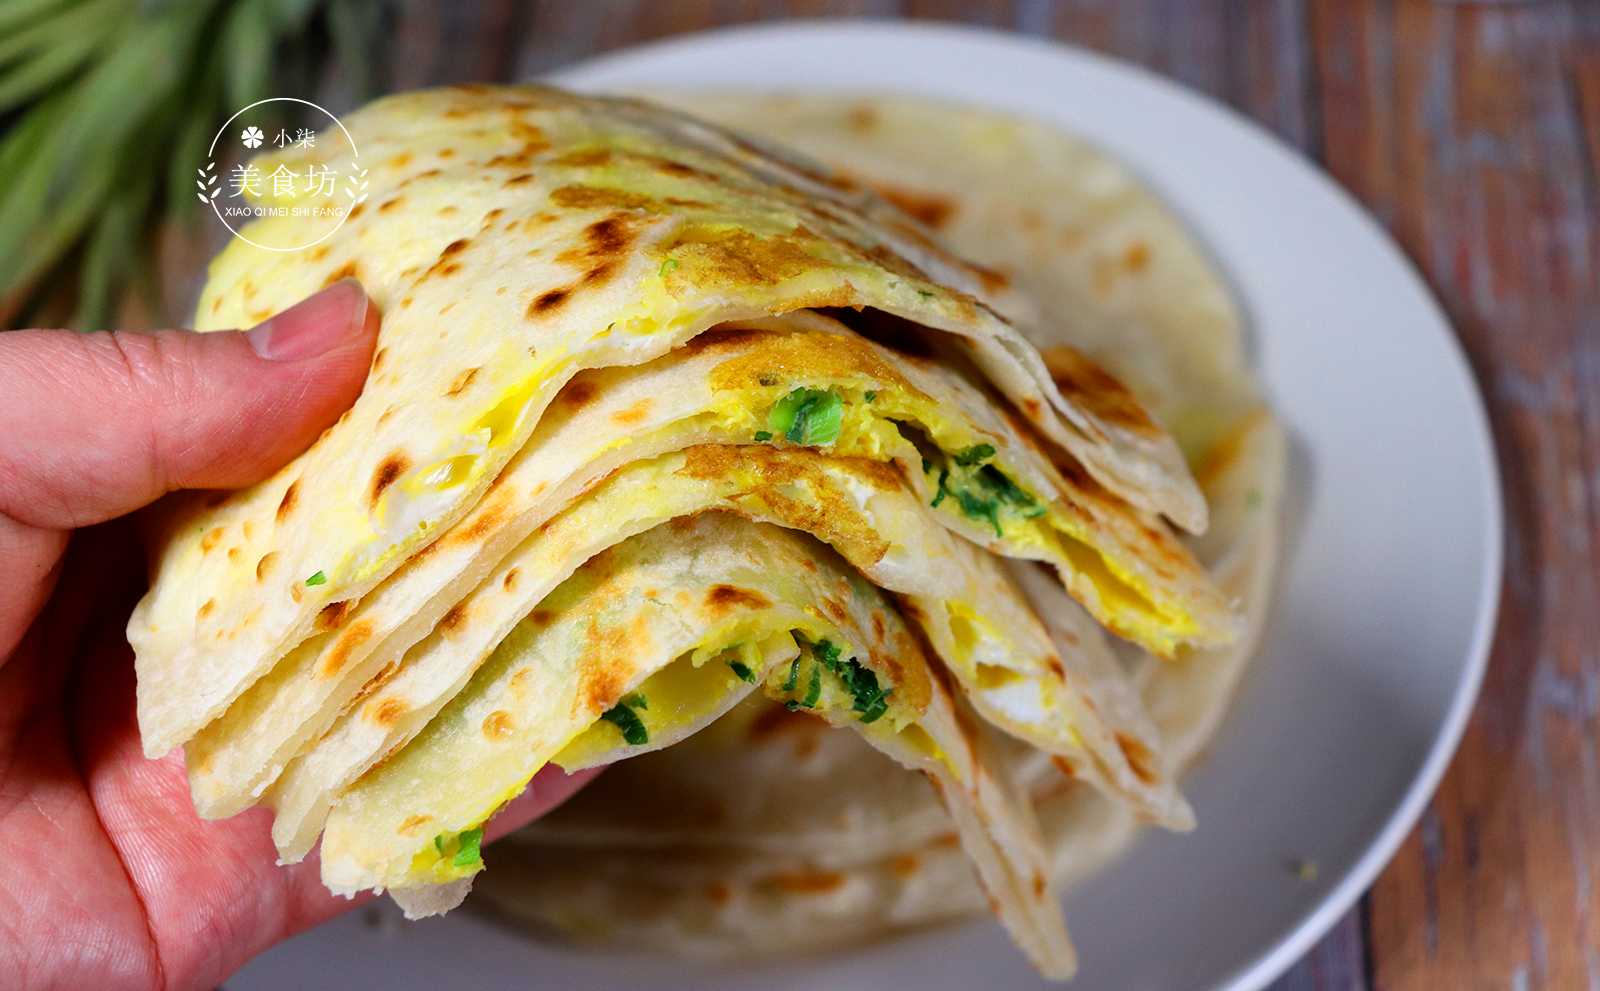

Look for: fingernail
[246,280,370,361]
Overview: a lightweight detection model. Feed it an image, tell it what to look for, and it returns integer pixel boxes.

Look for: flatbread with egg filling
[314,512,1078,979]
[474,410,1286,960]
[266,440,1188,867]
[182,310,1227,825]
[131,84,1204,760]
[468,92,1288,964]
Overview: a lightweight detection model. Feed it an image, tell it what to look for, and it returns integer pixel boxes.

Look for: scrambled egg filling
[713,383,1182,645]
[403,620,937,885]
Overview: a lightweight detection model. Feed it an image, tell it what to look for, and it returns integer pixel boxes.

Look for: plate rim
[548,19,1505,991]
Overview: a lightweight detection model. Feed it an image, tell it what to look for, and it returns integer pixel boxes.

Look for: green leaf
[0,0,77,40]
[221,0,275,112]
[305,571,327,586]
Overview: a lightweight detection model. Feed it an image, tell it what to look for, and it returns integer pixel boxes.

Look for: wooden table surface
[366,2,1599,987]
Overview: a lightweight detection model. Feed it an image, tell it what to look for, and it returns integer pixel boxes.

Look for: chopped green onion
[767,388,843,446]
[753,430,772,442]
[955,487,1003,537]
[781,655,801,693]
[917,289,935,299]
[864,390,878,402]
[433,834,445,854]
[599,699,649,746]
[728,659,756,683]
[930,468,950,508]
[802,658,822,706]
[621,691,648,710]
[954,443,996,466]
[659,257,678,277]
[451,827,483,867]
[305,570,326,587]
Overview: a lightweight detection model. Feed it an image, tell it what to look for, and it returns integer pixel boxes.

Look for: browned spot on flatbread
[703,584,771,615]
[440,602,469,633]
[446,366,480,396]
[347,201,366,220]
[482,710,515,740]
[611,398,652,426]
[528,609,554,627]
[1124,241,1151,272]
[377,197,403,214]
[870,613,886,641]
[371,347,387,373]
[370,697,407,727]
[549,184,657,212]
[320,620,374,678]
[1032,871,1048,898]
[398,814,432,836]
[255,552,278,581]
[1115,732,1161,787]
[554,148,611,168]
[678,446,897,565]
[502,568,520,592]
[197,598,215,620]
[322,261,358,288]
[821,597,848,623]
[968,260,1011,293]
[503,173,533,187]
[1040,344,1159,437]
[1047,656,1067,680]
[315,599,353,631]
[764,869,843,895]
[527,287,569,316]
[705,882,731,905]
[369,454,410,508]
[440,477,514,549]
[386,152,412,170]
[580,656,627,716]
[558,378,598,410]
[871,181,956,230]
[226,546,241,564]
[672,229,819,288]
[847,103,878,132]
[349,660,399,707]
[200,527,224,553]
[890,853,920,878]
[508,667,535,699]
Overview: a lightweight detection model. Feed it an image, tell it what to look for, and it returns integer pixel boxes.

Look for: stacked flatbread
[131,86,1281,981]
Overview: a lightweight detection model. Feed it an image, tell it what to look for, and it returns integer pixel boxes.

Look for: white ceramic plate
[235,22,1501,991]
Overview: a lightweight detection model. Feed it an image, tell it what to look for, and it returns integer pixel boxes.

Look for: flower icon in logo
[241,125,265,149]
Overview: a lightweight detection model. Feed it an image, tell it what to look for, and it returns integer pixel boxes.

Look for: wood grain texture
[1312,3,1600,989]
[302,1,1599,985]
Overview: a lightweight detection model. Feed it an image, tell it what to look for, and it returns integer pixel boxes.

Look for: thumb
[0,280,377,531]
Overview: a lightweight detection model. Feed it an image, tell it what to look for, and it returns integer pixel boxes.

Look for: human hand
[0,281,594,990]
